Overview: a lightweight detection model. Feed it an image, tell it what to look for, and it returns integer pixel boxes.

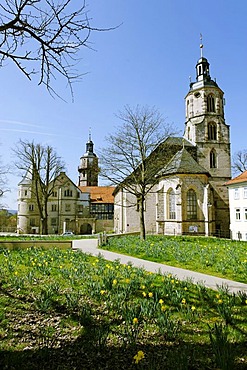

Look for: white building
[225,171,247,241]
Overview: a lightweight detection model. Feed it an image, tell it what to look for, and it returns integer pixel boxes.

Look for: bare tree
[0,0,113,98]
[13,139,65,234]
[0,152,9,207]
[232,150,247,175]
[100,105,177,240]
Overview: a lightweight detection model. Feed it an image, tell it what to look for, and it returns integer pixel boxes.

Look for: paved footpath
[72,239,247,294]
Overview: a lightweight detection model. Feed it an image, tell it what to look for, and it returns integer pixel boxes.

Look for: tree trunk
[139,195,146,240]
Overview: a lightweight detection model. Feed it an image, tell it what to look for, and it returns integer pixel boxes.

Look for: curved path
[72,239,247,294]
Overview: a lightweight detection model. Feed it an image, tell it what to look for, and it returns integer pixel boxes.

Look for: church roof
[225,170,247,186]
[157,147,209,177]
[78,186,115,203]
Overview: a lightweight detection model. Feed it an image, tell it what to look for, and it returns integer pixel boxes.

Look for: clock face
[194,92,201,98]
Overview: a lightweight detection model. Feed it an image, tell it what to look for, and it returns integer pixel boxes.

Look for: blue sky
[1,0,247,209]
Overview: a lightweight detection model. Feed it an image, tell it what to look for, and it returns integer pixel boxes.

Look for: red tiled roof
[78,186,115,203]
[225,170,247,186]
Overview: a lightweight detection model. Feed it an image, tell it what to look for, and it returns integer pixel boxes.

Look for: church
[114,48,231,238]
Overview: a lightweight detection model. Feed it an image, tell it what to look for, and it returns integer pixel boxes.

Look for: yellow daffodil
[133,317,138,324]
[148,292,153,298]
[181,298,186,304]
[159,299,164,304]
[133,350,145,364]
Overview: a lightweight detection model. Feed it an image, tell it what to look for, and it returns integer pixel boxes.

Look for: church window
[187,189,197,220]
[167,188,176,219]
[235,208,241,220]
[210,149,217,168]
[207,94,215,112]
[208,122,217,140]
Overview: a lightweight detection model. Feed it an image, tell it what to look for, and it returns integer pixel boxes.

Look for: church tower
[78,133,99,186]
[183,41,231,236]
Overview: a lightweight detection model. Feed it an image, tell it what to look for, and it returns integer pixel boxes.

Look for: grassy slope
[101,235,247,283]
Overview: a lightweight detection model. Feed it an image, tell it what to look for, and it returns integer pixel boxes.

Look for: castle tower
[78,133,99,186]
[183,41,231,236]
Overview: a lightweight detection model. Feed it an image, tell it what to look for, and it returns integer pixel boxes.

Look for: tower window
[208,122,217,140]
[207,94,215,112]
[187,189,197,220]
[167,188,176,219]
[210,149,217,168]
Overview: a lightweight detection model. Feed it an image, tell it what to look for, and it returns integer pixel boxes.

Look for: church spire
[78,130,99,187]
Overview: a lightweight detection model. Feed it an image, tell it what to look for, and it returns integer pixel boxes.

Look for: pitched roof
[78,186,115,203]
[225,170,247,186]
[157,147,209,177]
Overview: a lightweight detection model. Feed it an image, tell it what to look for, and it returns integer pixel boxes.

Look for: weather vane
[89,127,92,141]
[200,33,203,58]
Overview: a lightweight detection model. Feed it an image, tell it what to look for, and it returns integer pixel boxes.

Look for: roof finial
[200,33,203,58]
[89,127,92,141]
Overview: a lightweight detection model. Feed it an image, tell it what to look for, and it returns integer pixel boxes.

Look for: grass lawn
[101,235,247,283]
[0,243,246,369]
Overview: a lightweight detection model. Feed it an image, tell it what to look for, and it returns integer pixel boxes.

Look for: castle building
[114,48,231,237]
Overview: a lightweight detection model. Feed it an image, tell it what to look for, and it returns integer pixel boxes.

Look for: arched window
[210,149,217,168]
[167,188,176,219]
[187,189,197,220]
[207,94,215,112]
[208,122,217,140]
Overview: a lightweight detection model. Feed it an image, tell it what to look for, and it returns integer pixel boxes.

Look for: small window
[25,190,28,196]
[64,189,73,197]
[29,204,34,211]
[244,208,247,221]
[234,188,240,200]
[244,188,247,199]
[30,218,36,226]
[51,204,57,212]
[210,149,217,168]
[235,208,241,220]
